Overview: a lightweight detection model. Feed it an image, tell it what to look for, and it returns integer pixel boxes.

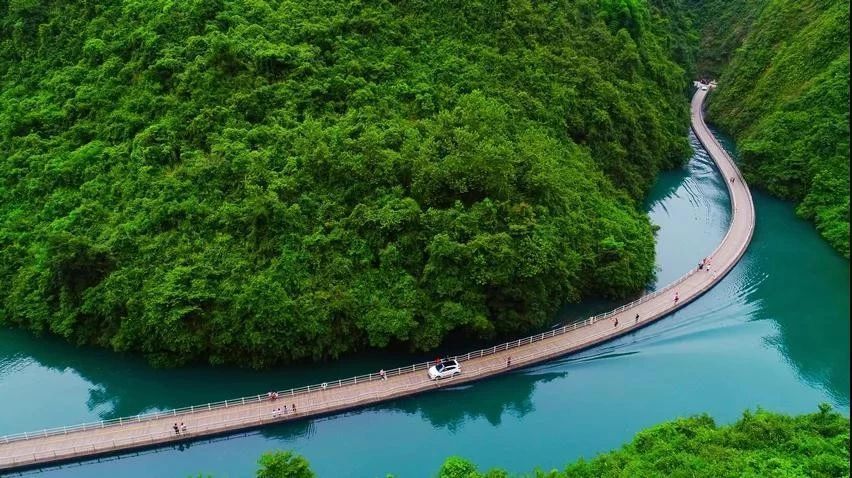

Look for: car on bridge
[428,359,461,380]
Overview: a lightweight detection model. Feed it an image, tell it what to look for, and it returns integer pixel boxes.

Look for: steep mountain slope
[693,0,849,256]
[0,0,694,366]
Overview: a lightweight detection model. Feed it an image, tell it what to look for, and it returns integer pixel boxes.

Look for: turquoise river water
[0,129,848,477]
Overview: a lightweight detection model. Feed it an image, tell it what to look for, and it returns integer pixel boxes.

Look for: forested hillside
[692,0,850,257]
[0,0,694,367]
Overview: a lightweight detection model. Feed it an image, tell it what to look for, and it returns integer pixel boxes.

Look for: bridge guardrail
[1,268,697,445]
[3,319,648,466]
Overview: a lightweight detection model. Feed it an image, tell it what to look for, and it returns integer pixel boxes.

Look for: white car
[701,85,708,90]
[428,359,461,380]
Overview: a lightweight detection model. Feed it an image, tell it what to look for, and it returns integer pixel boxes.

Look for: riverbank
[250,405,850,477]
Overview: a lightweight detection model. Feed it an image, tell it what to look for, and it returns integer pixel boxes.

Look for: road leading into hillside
[0,87,754,472]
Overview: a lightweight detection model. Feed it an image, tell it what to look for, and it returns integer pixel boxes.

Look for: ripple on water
[0,353,32,378]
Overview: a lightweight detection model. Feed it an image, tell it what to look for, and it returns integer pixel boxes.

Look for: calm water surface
[1,130,848,477]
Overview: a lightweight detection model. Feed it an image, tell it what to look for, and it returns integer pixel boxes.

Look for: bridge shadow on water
[373,369,567,431]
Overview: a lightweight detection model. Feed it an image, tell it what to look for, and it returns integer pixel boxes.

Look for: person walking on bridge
[674,291,679,304]
[635,313,639,324]
[173,423,180,435]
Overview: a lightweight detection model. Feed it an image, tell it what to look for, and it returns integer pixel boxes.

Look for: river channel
[0,129,848,477]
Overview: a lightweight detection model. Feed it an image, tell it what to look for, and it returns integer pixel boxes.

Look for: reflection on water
[644,130,731,287]
[708,127,850,404]
[0,327,431,428]
[2,129,849,477]
[384,370,565,430]
[751,190,850,403]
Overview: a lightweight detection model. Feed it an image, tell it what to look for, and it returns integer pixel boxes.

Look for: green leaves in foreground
[257,451,315,478]
[247,406,849,478]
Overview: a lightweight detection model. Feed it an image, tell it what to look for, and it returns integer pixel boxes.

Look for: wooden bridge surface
[0,88,755,471]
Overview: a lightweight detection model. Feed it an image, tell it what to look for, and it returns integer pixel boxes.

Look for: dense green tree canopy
[0,0,693,366]
[692,0,850,257]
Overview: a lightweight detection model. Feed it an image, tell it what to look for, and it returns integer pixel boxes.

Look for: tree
[256,451,315,478]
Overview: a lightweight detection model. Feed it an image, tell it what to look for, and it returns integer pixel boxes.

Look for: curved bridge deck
[0,89,754,471]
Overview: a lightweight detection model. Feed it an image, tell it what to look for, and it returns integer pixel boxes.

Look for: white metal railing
[0,264,697,445]
[2,320,647,467]
[1,90,754,451]
[1,265,702,447]
[692,90,755,268]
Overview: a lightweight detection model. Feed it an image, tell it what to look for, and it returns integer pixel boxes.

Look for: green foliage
[256,451,315,478]
[244,406,850,477]
[692,0,850,257]
[0,0,694,366]
[437,456,482,478]
[435,457,511,478]
[687,0,760,78]
[437,406,851,477]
